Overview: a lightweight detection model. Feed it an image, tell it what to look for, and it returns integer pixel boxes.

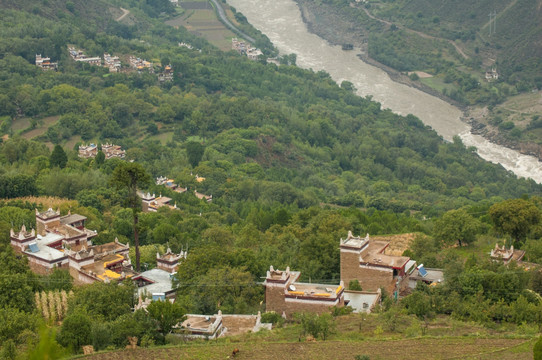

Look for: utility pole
[488,10,497,36]
[493,10,497,34]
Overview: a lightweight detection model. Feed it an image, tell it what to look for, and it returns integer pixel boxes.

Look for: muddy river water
[228,0,542,183]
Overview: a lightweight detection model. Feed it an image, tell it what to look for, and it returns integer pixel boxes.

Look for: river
[227,0,542,183]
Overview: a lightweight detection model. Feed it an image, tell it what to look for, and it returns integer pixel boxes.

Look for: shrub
[355,356,371,360]
[261,311,284,327]
[331,306,354,317]
[349,280,363,291]
[498,121,515,130]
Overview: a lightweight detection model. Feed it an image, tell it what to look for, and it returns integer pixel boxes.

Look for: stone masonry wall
[341,250,395,292]
[265,284,287,314]
[281,298,343,318]
[340,250,361,287]
[356,267,395,293]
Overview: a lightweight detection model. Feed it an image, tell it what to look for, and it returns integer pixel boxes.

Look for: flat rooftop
[93,241,127,254]
[25,233,65,261]
[266,269,301,282]
[344,291,380,313]
[286,282,343,299]
[81,253,130,281]
[60,214,87,225]
[410,268,444,283]
[134,268,174,296]
[220,315,258,337]
[340,233,369,249]
[362,240,410,269]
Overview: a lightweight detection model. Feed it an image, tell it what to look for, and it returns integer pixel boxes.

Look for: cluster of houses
[104,53,121,73]
[68,47,101,65]
[264,231,532,319]
[265,232,418,318]
[9,207,268,340]
[65,46,173,80]
[35,54,58,71]
[13,207,528,340]
[78,143,126,160]
[129,56,154,73]
[10,208,186,296]
[151,175,212,206]
[158,64,174,83]
[232,38,263,61]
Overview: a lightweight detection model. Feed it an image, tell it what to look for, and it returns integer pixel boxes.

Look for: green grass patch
[10,117,31,132]
[148,131,173,144]
[420,76,457,93]
[20,115,59,139]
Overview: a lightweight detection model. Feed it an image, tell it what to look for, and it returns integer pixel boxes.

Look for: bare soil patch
[20,115,59,140]
[81,337,531,360]
[373,233,417,256]
[408,71,433,79]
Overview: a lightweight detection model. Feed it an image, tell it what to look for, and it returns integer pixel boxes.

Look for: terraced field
[79,337,534,360]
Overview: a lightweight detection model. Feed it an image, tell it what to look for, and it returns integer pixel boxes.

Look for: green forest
[1,0,542,358]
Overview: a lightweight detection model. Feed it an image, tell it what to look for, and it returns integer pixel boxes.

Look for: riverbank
[295,0,542,161]
[296,0,464,109]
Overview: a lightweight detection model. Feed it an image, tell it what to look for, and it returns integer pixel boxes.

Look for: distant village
[35,46,174,82]
[78,143,126,160]
[138,174,212,213]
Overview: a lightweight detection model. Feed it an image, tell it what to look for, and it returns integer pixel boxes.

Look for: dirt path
[361,6,469,59]
[116,7,130,22]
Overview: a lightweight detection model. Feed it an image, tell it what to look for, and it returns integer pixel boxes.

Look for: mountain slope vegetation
[0,0,541,358]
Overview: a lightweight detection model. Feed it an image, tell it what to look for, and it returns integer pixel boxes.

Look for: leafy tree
[0,339,17,360]
[296,312,335,340]
[58,310,92,353]
[0,307,39,344]
[147,300,186,335]
[68,282,134,321]
[95,150,105,165]
[531,269,542,295]
[185,141,205,168]
[49,145,67,169]
[402,289,434,319]
[182,265,262,314]
[108,311,157,347]
[0,174,37,198]
[433,209,481,246]
[489,199,541,246]
[111,162,151,271]
[90,321,111,351]
[0,273,35,313]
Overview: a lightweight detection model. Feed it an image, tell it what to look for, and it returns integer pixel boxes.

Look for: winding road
[209,0,256,43]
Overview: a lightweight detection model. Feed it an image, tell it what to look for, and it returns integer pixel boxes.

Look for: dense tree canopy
[434,209,481,246]
[489,199,541,245]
